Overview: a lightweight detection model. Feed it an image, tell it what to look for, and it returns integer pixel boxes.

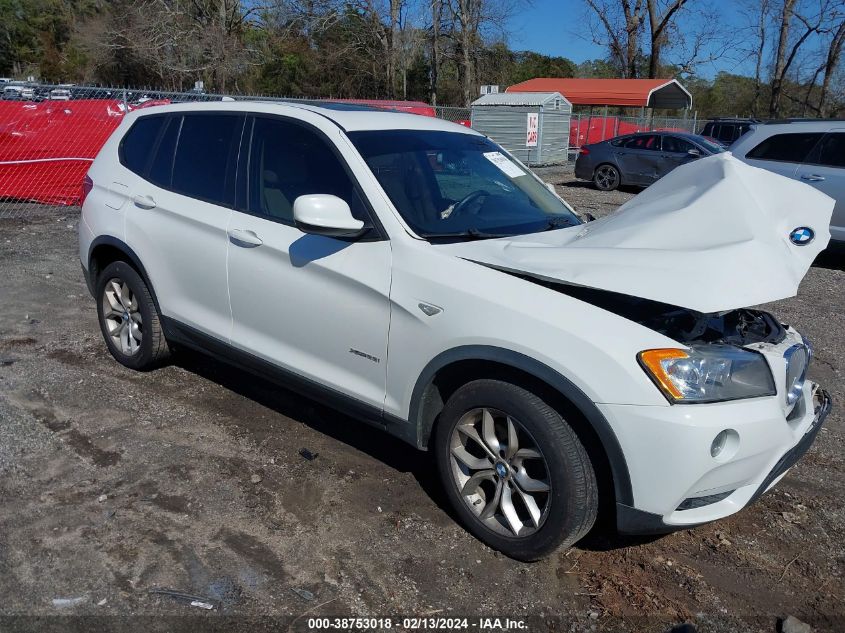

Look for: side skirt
[160,317,417,445]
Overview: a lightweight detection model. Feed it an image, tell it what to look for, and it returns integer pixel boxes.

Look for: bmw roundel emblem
[789,227,815,246]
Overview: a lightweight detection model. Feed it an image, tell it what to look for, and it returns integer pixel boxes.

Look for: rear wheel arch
[409,346,633,508]
[593,162,622,189]
[87,237,162,314]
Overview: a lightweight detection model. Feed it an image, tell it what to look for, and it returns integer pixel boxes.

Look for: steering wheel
[450,189,490,218]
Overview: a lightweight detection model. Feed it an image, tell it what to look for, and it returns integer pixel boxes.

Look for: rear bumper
[617,387,832,534]
[573,158,593,181]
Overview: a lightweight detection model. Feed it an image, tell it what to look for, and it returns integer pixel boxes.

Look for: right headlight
[639,345,776,404]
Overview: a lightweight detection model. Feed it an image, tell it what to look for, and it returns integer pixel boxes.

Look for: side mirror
[293,194,365,238]
[687,148,701,157]
[583,212,596,222]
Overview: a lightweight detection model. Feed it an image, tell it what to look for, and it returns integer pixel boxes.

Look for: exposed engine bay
[513,273,787,346]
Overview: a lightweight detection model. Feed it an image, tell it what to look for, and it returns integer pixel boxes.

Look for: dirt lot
[0,175,843,633]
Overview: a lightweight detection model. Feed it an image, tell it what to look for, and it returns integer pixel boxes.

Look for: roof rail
[763,118,845,125]
[707,117,762,122]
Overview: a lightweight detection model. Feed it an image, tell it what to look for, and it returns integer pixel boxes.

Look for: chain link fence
[568,113,698,149]
[433,105,471,126]
[0,82,479,210]
[0,82,699,211]
[0,84,255,211]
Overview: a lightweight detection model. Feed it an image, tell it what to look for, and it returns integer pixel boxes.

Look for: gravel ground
[0,180,842,633]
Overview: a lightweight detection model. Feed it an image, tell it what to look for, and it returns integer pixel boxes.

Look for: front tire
[593,164,621,191]
[434,380,598,561]
[95,261,170,371]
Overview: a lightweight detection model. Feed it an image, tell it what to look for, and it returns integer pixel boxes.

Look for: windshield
[348,130,581,239]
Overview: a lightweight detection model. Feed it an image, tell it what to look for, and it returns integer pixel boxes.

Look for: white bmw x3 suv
[79,101,833,560]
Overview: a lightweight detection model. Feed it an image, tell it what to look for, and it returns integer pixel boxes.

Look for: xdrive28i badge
[789,227,815,245]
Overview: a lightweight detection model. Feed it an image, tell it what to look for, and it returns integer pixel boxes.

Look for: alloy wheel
[448,407,551,537]
[101,277,143,355]
[595,165,619,190]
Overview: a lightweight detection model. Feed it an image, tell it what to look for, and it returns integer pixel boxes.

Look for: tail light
[81,175,93,206]
[579,147,590,155]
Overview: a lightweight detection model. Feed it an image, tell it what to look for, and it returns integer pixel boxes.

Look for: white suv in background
[731,120,845,245]
[79,102,833,560]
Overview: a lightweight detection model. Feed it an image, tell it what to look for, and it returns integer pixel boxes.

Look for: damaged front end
[436,154,834,314]
[549,282,786,347]
[505,271,790,405]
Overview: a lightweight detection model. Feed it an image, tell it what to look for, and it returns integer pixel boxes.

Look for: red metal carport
[506,78,692,109]
[507,78,693,147]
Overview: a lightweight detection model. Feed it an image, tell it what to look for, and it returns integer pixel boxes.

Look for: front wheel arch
[408,346,633,509]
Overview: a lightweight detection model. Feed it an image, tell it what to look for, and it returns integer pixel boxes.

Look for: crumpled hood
[435,153,833,313]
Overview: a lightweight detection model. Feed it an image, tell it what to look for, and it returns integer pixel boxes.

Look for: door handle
[228,228,263,247]
[800,174,825,182]
[132,194,156,209]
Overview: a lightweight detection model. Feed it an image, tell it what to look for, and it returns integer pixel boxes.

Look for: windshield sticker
[483,152,525,178]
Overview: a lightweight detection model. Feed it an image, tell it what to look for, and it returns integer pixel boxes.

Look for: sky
[506,0,754,79]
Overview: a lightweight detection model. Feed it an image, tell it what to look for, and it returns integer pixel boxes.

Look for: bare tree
[745,0,774,114]
[446,0,517,105]
[429,0,445,104]
[767,0,838,116]
[584,0,717,78]
[818,16,845,115]
[77,0,260,90]
[645,0,688,77]
[395,2,425,98]
[584,0,645,77]
[770,0,798,115]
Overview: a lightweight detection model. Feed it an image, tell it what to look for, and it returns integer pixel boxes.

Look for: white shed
[470,92,572,165]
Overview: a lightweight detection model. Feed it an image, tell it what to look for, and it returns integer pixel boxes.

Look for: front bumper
[614,386,832,535]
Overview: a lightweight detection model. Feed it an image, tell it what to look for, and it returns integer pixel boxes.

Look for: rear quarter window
[119,116,166,176]
[746,132,825,163]
[147,115,181,188]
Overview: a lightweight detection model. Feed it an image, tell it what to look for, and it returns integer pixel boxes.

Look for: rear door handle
[228,228,263,247]
[801,174,825,182]
[132,194,156,209]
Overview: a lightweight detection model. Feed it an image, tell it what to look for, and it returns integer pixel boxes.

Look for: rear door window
[746,133,825,163]
[120,116,166,176]
[623,135,660,150]
[806,133,845,168]
[171,113,244,206]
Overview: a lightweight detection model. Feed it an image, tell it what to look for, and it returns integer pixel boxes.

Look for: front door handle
[228,228,263,247]
[800,174,826,182]
[132,194,156,209]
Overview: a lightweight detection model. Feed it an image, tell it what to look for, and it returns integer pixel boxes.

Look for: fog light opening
[710,429,739,462]
[711,431,727,458]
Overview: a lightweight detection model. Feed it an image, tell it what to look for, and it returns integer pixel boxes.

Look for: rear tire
[593,164,621,191]
[434,379,598,561]
[95,261,170,371]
